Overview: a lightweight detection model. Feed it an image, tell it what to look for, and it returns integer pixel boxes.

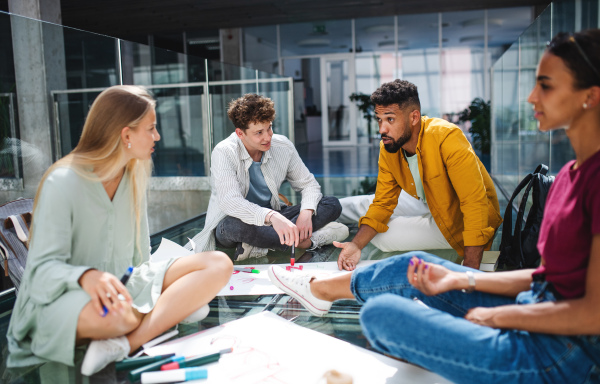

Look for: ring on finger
[106,292,112,299]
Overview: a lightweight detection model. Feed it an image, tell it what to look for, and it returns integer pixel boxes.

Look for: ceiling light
[297,38,331,47]
[364,25,395,34]
[378,40,408,48]
[460,18,504,27]
[459,35,489,43]
[188,38,220,45]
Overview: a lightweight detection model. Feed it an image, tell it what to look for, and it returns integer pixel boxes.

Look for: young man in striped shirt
[189,94,349,260]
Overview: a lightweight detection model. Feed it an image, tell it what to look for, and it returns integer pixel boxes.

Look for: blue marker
[141,367,208,383]
[102,266,134,317]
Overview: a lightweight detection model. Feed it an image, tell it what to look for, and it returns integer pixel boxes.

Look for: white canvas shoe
[235,242,268,261]
[81,335,130,376]
[180,304,210,324]
[268,265,332,317]
[310,222,349,249]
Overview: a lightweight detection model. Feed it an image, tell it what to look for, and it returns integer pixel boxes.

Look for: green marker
[115,353,175,371]
[160,348,233,370]
[233,266,260,274]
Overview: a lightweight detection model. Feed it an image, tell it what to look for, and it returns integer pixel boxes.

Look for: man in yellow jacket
[336,79,502,269]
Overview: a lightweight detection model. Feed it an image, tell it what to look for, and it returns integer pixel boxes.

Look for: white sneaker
[310,222,349,249]
[235,242,268,261]
[81,335,130,376]
[180,304,210,324]
[268,265,332,317]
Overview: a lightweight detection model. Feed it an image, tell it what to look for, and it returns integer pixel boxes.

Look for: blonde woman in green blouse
[6,85,233,376]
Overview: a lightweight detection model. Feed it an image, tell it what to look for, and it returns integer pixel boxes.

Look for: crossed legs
[76,251,233,351]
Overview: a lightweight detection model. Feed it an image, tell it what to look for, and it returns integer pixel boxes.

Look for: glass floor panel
[0,176,510,383]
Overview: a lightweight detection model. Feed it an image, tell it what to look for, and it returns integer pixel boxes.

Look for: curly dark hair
[227,94,276,131]
[371,79,421,111]
[546,29,600,89]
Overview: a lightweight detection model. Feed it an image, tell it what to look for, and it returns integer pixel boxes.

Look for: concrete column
[8,0,66,197]
[219,28,242,66]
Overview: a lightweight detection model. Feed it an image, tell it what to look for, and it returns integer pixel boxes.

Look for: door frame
[320,53,357,146]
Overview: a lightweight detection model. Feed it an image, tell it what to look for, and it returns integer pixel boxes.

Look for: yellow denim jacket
[359,116,502,256]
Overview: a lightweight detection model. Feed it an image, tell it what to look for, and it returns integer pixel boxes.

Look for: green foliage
[457,98,491,154]
[349,93,375,138]
[352,176,377,196]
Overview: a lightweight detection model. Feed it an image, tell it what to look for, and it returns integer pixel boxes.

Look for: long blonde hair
[33,85,156,259]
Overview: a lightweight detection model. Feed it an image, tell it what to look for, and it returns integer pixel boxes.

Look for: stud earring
[127,142,131,149]
[583,103,588,109]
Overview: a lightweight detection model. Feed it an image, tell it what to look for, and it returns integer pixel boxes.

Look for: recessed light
[297,38,331,47]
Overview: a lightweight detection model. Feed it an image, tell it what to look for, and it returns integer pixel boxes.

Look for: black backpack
[0,198,33,292]
[496,164,554,270]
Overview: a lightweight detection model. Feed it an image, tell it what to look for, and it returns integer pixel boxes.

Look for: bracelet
[461,271,476,293]
[265,210,275,226]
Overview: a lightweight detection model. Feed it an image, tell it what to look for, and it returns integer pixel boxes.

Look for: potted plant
[457,97,491,170]
[349,92,376,142]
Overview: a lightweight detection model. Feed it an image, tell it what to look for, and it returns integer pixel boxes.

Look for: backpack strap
[534,164,549,176]
[513,176,537,269]
[498,172,534,262]
[7,215,29,243]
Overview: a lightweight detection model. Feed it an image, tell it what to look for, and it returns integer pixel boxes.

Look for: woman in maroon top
[268,29,600,384]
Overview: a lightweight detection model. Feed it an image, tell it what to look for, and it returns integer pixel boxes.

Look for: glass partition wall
[0,12,294,232]
[491,0,599,195]
[0,10,293,231]
[1,10,293,176]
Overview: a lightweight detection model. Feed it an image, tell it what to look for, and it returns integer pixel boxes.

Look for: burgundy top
[533,149,600,299]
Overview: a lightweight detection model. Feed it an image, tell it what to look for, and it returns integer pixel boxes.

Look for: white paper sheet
[150,237,193,263]
[144,312,452,384]
[218,260,378,296]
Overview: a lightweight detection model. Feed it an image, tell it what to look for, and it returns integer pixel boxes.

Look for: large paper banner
[144,312,451,384]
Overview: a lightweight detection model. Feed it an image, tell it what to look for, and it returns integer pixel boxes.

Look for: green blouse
[7,167,173,367]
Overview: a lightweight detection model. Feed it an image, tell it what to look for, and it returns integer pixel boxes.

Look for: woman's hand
[406,256,461,296]
[465,306,499,327]
[78,269,132,317]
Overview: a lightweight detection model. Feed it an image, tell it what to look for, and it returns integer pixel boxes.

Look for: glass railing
[0,10,293,199]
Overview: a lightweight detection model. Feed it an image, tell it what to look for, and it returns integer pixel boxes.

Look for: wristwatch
[461,271,476,293]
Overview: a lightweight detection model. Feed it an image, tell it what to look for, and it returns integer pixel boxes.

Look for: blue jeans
[351,252,600,384]
[215,195,341,251]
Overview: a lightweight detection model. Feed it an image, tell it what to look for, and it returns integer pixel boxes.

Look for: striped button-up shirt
[188,132,322,252]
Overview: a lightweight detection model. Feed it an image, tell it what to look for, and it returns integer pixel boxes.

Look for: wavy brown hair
[227,94,275,131]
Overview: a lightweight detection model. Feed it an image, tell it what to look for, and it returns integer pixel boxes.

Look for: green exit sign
[313,25,326,34]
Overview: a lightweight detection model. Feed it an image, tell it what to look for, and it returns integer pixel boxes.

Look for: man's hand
[270,212,300,246]
[335,241,361,271]
[335,224,378,271]
[463,246,484,269]
[79,269,132,317]
[295,209,314,242]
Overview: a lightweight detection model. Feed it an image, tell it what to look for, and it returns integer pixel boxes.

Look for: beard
[382,129,412,153]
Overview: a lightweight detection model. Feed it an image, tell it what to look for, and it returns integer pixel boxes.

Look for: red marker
[291,244,295,267]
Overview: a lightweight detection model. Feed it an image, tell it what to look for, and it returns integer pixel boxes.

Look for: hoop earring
[127,142,131,149]
[583,103,588,109]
